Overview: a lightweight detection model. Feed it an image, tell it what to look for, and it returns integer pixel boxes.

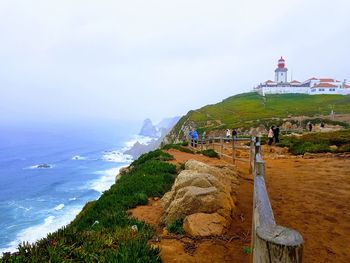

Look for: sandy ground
[130,147,350,263]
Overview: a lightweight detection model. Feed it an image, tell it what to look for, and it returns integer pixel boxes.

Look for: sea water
[0,120,148,254]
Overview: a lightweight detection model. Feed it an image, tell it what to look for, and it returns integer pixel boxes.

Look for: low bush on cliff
[200,149,220,158]
[1,150,177,263]
[277,129,350,155]
[162,143,194,154]
[131,149,174,166]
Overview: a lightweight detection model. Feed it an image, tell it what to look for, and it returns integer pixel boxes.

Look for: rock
[37,164,51,168]
[183,213,229,237]
[161,160,238,230]
[131,225,138,233]
[330,145,338,150]
[184,159,239,194]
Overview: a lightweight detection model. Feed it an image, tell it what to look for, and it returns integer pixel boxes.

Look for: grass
[167,218,185,235]
[1,149,177,262]
[277,129,350,155]
[243,246,252,254]
[168,93,350,140]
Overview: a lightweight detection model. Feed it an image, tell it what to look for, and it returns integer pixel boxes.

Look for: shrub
[180,141,189,146]
[277,129,350,154]
[131,149,174,166]
[162,144,194,154]
[199,149,219,158]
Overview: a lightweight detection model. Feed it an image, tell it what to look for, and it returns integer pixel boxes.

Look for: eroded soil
[130,147,350,263]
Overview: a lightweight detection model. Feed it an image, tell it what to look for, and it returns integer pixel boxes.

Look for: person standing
[232,129,237,139]
[226,129,231,143]
[193,130,199,148]
[273,126,280,143]
[308,122,313,132]
[189,129,194,147]
[268,126,274,145]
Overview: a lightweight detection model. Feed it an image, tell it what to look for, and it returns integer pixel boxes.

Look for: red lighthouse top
[278,56,285,69]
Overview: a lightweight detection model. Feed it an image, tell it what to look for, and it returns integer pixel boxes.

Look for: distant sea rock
[126,116,181,159]
[37,164,51,169]
[139,119,158,138]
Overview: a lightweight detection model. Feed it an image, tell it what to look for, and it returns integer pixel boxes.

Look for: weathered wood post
[249,136,255,173]
[220,137,223,157]
[251,140,304,263]
[232,137,236,165]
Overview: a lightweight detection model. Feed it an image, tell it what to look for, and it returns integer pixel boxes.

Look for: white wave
[69,197,77,201]
[102,150,132,163]
[0,206,82,255]
[88,166,127,194]
[54,204,64,211]
[8,202,32,212]
[71,155,86,160]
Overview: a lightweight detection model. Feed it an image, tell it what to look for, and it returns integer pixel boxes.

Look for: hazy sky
[0,0,349,124]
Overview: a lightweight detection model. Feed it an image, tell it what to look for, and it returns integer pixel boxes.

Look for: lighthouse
[275,56,288,83]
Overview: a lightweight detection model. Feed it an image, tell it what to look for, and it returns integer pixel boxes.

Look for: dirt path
[130,148,350,263]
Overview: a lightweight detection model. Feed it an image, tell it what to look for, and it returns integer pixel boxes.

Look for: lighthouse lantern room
[275,56,288,83]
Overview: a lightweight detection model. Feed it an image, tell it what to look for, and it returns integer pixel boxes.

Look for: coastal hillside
[165,92,350,143]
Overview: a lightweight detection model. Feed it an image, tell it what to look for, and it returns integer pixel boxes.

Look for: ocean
[0,121,150,254]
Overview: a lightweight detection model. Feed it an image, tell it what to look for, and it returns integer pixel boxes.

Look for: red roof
[314,83,337,88]
[291,80,301,83]
[307,77,318,81]
[344,84,350,88]
[319,78,335,82]
[265,80,274,83]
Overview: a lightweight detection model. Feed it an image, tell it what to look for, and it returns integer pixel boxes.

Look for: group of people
[225,128,238,142]
[267,125,280,145]
[188,129,199,147]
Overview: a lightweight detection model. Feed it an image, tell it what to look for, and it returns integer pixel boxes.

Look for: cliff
[164,92,350,143]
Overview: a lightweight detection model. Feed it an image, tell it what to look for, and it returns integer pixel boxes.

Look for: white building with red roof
[255,57,350,96]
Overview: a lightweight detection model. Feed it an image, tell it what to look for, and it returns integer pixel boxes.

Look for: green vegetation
[1,150,177,263]
[169,93,350,138]
[162,143,194,154]
[131,149,174,166]
[199,149,220,158]
[243,246,252,254]
[167,218,185,235]
[277,129,350,155]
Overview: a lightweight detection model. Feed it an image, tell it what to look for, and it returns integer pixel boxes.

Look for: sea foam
[54,204,65,211]
[102,151,132,163]
[123,135,153,150]
[0,206,82,255]
[89,166,126,194]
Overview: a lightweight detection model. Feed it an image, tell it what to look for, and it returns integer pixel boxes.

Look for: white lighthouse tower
[275,56,288,83]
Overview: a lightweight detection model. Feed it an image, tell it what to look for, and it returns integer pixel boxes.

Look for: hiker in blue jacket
[189,129,194,146]
[193,130,198,148]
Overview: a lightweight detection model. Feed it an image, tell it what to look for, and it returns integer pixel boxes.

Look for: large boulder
[161,160,239,236]
[183,213,229,237]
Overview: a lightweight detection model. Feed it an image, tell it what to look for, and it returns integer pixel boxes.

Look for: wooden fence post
[220,137,223,157]
[232,137,236,165]
[251,150,304,263]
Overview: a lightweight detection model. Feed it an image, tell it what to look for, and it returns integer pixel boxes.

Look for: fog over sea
[0,120,150,254]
